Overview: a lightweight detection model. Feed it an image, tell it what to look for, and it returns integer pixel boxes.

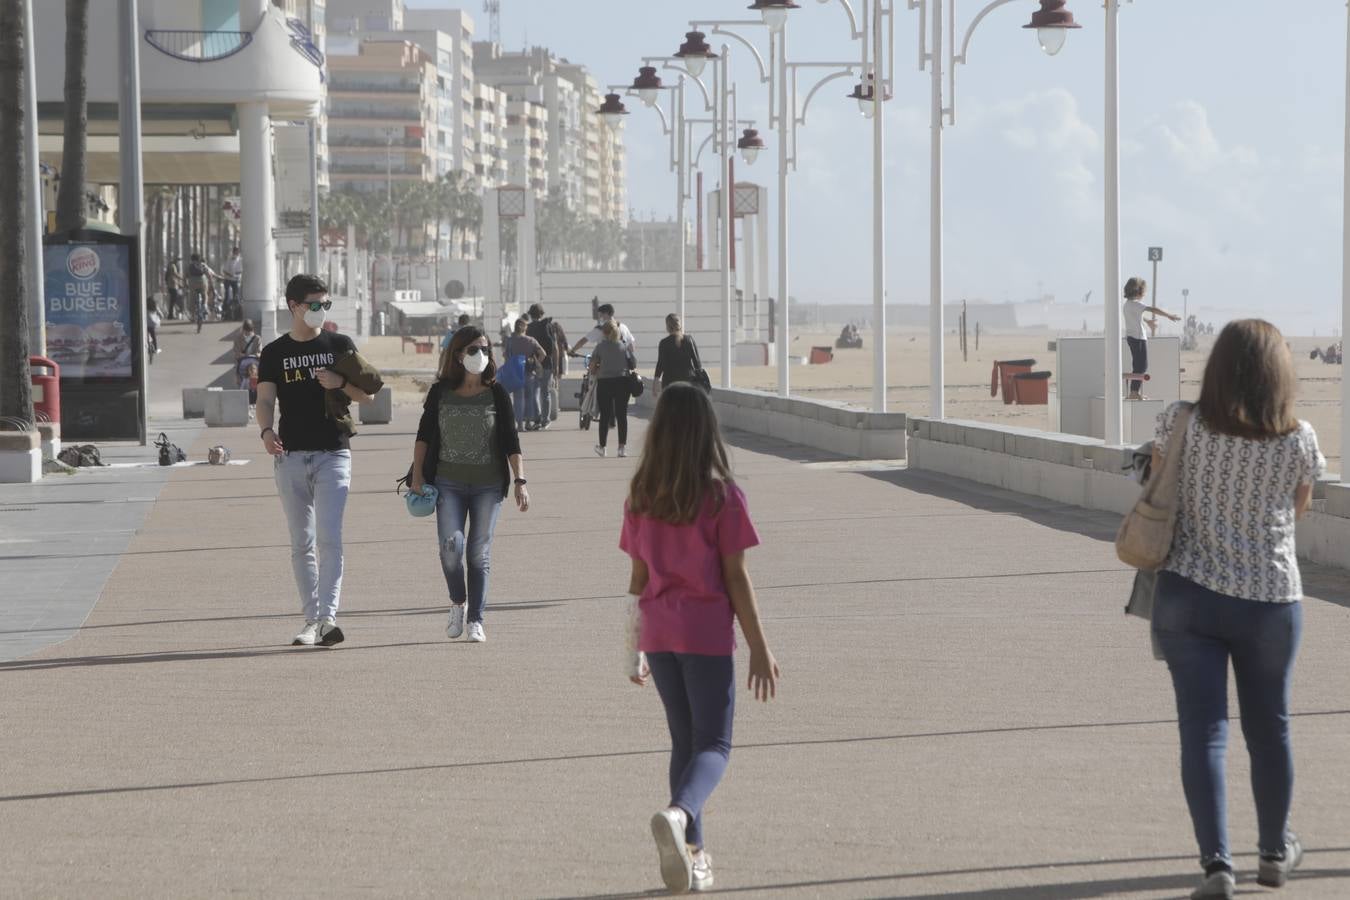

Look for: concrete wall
[909,417,1350,572]
[637,388,906,460]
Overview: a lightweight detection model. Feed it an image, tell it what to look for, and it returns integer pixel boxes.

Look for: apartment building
[326,0,403,32]
[326,39,438,193]
[472,82,509,186]
[403,8,478,178]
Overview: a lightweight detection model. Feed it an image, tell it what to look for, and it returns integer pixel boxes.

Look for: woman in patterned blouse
[1150,319,1325,899]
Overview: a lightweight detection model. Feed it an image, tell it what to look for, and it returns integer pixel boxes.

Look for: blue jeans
[527,369,547,423]
[647,652,735,849]
[434,478,503,623]
[1152,571,1302,868]
[273,450,352,622]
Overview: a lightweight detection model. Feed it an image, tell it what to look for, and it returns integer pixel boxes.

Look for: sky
[408,1,1350,335]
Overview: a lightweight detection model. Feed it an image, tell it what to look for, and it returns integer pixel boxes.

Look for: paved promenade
[3,323,1350,898]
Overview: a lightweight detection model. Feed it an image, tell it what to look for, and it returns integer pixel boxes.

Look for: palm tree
[54,0,88,234]
[0,0,34,426]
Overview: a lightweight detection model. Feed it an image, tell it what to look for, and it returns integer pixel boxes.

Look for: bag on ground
[57,444,105,468]
[207,446,231,465]
[155,432,187,467]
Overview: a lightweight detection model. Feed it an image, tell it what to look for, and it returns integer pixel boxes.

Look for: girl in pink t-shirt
[619,383,780,894]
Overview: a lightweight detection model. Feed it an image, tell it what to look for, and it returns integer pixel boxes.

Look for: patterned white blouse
[1156,401,1326,603]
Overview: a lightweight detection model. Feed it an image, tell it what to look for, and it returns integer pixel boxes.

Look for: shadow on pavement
[547,853,1350,900]
[0,639,452,672]
[4,713,1347,803]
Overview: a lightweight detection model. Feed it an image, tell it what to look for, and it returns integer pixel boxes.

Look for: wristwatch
[514,478,528,486]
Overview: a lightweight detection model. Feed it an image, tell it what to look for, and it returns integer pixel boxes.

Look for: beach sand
[357,330,1343,471]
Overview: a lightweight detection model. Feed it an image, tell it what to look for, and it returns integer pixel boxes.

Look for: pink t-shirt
[619,482,761,656]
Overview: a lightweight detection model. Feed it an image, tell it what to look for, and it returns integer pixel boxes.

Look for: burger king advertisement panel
[44,242,135,379]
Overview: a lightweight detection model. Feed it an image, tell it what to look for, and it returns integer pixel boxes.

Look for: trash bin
[29,355,60,423]
[1011,370,1051,405]
[809,346,834,365]
[991,358,1036,404]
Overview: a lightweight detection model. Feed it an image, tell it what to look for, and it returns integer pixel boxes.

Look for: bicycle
[192,289,208,334]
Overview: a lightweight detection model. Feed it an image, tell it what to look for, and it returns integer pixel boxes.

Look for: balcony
[145,30,252,62]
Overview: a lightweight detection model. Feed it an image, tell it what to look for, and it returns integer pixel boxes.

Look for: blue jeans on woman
[434,478,503,623]
[647,652,735,849]
[1152,570,1302,869]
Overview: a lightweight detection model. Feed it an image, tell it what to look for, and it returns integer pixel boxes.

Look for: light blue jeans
[434,478,503,623]
[274,450,352,622]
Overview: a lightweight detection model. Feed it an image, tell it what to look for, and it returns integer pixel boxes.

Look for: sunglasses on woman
[300,300,333,312]
[463,346,491,357]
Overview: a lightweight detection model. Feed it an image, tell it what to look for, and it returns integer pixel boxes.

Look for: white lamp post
[912,0,1079,420]
[1342,2,1350,482]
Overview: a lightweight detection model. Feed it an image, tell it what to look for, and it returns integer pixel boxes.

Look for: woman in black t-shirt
[653,314,701,392]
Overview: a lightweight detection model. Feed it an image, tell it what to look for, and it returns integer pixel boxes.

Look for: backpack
[188,260,207,278]
[526,317,561,365]
[497,353,527,391]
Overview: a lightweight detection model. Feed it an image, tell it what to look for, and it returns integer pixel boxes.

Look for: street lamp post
[1342,1,1350,482]
[912,0,1079,420]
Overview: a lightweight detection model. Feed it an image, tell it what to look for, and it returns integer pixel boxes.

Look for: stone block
[359,386,393,425]
[0,431,40,483]
[36,422,60,460]
[182,387,211,418]
[204,390,250,427]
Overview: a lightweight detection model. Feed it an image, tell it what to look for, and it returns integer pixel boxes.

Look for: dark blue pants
[647,652,735,849]
[1152,571,1302,868]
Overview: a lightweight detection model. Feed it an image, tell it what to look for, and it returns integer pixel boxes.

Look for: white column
[719,51,733,388]
[119,0,147,443]
[519,191,536,310]
[871,3,887,413]
[1341,0,1350,482]
[928,0,944,418]
[481,188,501,332]
[743,208,757,340]
[240,101,278,341]
[675,85,687,324]
[757,188,769,344]
[23,0,44,357]
[776,29,791,397]
[1104,0,1123,445]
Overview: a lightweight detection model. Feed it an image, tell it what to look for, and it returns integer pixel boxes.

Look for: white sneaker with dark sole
[447,605,466,639]
[292,621,319,646]
[650,808,692,894]
[317,621,345,647]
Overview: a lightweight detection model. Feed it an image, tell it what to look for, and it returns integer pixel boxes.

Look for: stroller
[573,352,597,430]
[236,355,260,405]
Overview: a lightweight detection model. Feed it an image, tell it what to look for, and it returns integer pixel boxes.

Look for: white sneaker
[466,621,486,643]
[291,621,318,646]
[650,808,693,894]
[691,851,713,893]
[594,445,607,458]
[617,446,628,458]
[446,604,466,639]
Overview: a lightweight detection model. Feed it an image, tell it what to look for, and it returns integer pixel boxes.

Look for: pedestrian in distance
[441,313,471,352]
[1123,276,1180,400]
[571,302,636,357]
[256,275,382,648]
[222,246,244,320]
[163,258,184,320]
[525,303,568,429]
[502,317,547,431]
[146,299,161,357]
[590,322,633,458]
[411,327,530,644]
[653,314,703,394]
[1148,320,1325,899]
[621,382,780,895]
[187,252,223,331]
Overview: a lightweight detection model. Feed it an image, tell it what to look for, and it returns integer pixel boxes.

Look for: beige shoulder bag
[1115,404,1193,571]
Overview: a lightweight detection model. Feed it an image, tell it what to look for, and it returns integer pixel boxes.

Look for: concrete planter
[0,430,41,483]
[204,390,250,427]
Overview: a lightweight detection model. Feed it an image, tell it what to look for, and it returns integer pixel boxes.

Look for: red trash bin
[1011,370,1051,405]
[809,346,834,365]
[29,355,60,423]
[991,358,1036,404]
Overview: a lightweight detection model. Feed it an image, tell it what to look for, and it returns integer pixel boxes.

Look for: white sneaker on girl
[691,851,713,892]
[650,807,693,893]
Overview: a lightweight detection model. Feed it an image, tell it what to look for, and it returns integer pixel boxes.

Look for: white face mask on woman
[463,350,490,374]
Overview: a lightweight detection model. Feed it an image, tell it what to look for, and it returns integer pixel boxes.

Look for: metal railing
[144,30,252,62]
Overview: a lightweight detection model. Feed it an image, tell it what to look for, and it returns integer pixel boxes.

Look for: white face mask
[302,306,326,329]
[463,350,489,374]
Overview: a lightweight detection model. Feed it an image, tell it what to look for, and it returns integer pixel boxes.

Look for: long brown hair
[1196,319,1298,440]
[629,383,733,524]
[437,326,497,388]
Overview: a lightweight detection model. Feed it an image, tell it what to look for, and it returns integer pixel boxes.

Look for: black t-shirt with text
[258,331,355,451]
